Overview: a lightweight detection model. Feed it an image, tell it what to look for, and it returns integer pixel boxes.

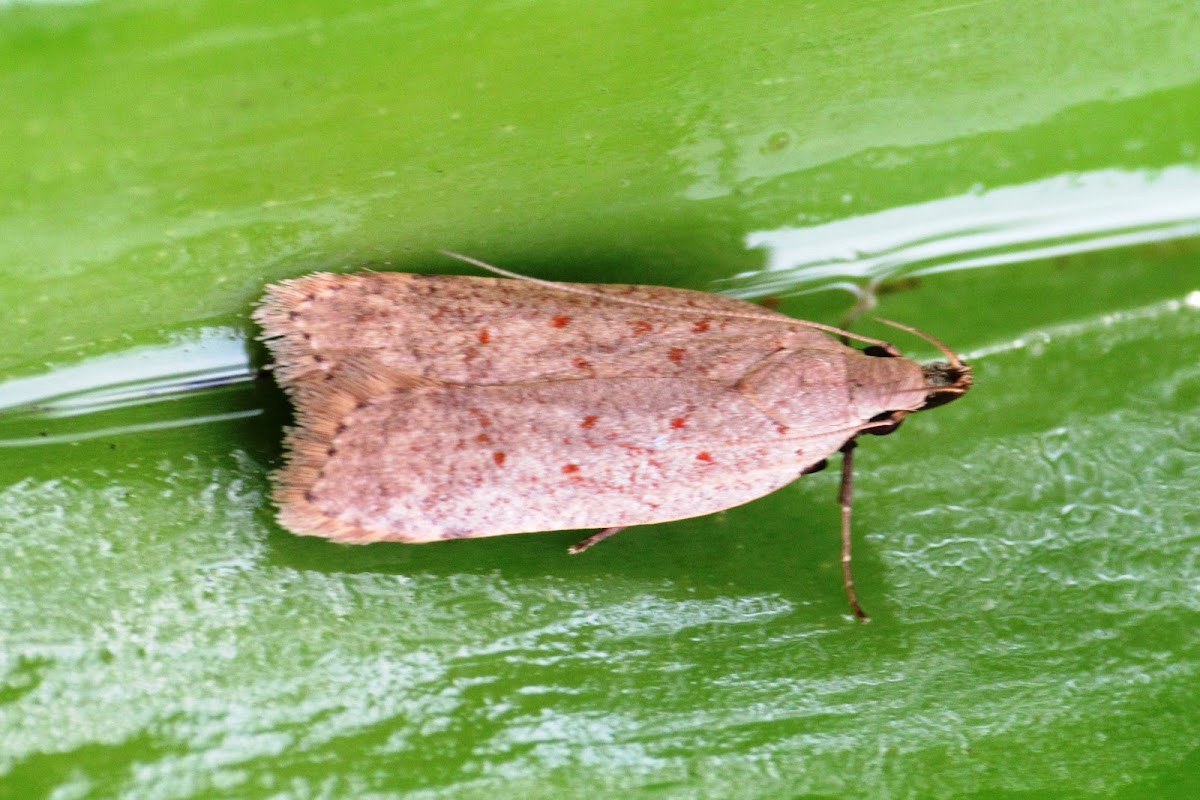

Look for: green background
[2,1,1199,797]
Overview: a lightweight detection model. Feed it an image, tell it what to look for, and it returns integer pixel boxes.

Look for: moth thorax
[845,351,932,421]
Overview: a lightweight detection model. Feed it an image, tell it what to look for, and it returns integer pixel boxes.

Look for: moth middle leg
[839,439,870,622]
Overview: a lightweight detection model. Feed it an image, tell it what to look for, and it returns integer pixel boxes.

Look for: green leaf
[2,1,1199,797]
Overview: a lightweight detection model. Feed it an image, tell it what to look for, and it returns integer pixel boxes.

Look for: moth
[254,252,972,620]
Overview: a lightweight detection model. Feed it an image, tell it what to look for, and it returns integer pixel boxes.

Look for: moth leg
[839,440,870,622]
[839,281,878,331]
[567,527,626,554]
[837,283,903,357]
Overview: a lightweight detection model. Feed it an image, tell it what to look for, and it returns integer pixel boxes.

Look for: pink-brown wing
[253,272,845,390]
[274,376,859,543]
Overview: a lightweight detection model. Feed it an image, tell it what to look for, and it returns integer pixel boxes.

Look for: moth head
[918,360,973,410]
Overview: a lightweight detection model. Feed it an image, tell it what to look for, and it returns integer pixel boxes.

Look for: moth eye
[866,410,904,436]
[862,345,894,358]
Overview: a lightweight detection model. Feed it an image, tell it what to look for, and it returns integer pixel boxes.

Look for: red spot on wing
[551,314,572,328]
[562,463,580,474]
[493,451,506,466]
[776,425,789,435]
[692,319,711,333]
[668,347,685,363]
[581,415,599,429]
[631,320,653,335]
[476,433,491,444]
[478,329,491,344]
[696,451,713,463]
[573,357,592,370]
[469,408,492,427]
[670,417,687,429]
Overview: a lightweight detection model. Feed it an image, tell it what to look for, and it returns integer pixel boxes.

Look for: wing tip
[271,465,439,546]
[268,386,446,546]
[252,272,347,334]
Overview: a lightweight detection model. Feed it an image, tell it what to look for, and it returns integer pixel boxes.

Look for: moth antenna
[874,318,965,368]
[439,250,899,352]
[440,250,562,287]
